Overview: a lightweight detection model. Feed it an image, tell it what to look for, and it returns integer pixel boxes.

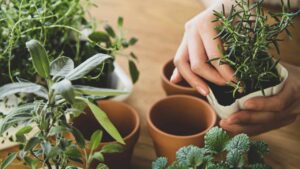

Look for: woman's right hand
[170,0,235,96]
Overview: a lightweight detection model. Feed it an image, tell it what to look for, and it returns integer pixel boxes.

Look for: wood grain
[1,0,299,168]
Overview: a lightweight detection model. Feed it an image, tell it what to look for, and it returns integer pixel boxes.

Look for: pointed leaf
[118,17,124,27]
[69,127,85,149]
[26,39,50,78]
[89,32,111,44]
[104,25,115,38]
[0,153,17,169]
[0,82,47,99]
[77,97,124,144]
[129,37,138,46]
[50,56,74,77]
[16,126,33,136]
[101,143,124,153]
[92,152,104,162]
[90,130,103,151]
[73,85,127,97]
[24,137,40,151]
[129,60,139,84]
[52,79,75,104]
[66,54,111,81]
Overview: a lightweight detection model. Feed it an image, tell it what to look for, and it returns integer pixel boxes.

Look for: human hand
[220,63,300,136]
[170,0,235,96]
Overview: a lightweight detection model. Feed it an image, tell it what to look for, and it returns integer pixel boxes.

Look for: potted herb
[206,0,299,118]
[73,100,140,169]
[0,39,127,168]
[0,0,139,103]
[147,95,217,162]
[152,127,271,169]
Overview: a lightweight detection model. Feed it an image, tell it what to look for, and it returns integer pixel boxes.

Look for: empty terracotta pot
[147,95,216,162]
[73,100,140,169]
[161,59,205,99]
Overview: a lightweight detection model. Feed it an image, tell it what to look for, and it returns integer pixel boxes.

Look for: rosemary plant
[0,40,125,169]
[211,0,300,97]
[0,0,139,87]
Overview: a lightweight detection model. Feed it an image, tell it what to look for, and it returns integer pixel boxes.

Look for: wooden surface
[1,0,300,168]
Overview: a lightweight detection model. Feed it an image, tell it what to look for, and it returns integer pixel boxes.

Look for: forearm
[200,0,254,12]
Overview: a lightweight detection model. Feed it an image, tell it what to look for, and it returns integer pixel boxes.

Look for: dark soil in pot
[207,79,280,106]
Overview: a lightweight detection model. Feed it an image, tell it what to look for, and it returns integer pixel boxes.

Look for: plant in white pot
[0,0,139,103]
[207,0,300,118]
[0,40,126,169]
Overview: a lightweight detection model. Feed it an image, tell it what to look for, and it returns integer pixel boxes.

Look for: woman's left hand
[220,62,300,136]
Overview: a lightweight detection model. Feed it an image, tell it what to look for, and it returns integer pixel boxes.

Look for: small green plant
[0,0,139,86]
[0,39,126,169]
[211,0,299,97]
[152,127,271,169]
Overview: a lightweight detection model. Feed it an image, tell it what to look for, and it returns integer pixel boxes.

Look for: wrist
[204,0,235,15]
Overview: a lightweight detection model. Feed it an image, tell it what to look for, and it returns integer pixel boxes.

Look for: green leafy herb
[153,127,271,169]
[0,40,126,168]
[211,0,300,97]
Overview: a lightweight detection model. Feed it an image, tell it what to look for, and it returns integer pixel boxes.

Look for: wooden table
[1,0,300,168]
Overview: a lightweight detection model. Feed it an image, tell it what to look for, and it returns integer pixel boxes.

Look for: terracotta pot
[147,95,217,162]
[73,100,140,169]
[161,59,205,99]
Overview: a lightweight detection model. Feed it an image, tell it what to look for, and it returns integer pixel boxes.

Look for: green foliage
[152,127,271,169]
[0,40,125,168]
[0,153,17,169]
[211,0,300,97]
[152,157,168,169]
[0,0,139,86]
[205,127,230,153]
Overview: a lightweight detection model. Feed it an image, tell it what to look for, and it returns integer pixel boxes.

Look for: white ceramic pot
[110,62,133,101]
[207,63,288,119]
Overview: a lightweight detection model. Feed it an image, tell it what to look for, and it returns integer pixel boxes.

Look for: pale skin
[171,0,300,135]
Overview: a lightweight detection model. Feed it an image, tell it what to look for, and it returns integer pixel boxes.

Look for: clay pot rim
[161,59,198,91]
[147,95,217,139]
[95,100,141,145]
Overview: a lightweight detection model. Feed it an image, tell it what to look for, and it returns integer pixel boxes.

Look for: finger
[186,27,226,86]
[226,111,286,124]
[174,35,209,95]
[199,23,235,82]
[220,115,297,136]
[170,68,183,83]
[244,83,293,112]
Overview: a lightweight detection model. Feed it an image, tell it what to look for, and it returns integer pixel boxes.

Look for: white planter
[110,62,133,101]
[207,63,288,119]
[0,63,132,150]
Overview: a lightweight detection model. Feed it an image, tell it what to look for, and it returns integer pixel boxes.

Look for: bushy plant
[0,0,139,86]
[152,127,271,169]
[0,40,126,169]
[211,0,299,97]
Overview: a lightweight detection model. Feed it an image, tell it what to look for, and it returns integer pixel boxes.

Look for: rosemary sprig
[211,0,299,97]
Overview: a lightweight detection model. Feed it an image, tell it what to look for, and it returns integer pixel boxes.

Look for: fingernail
[196,86,208,96]
[170,73,176,83]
